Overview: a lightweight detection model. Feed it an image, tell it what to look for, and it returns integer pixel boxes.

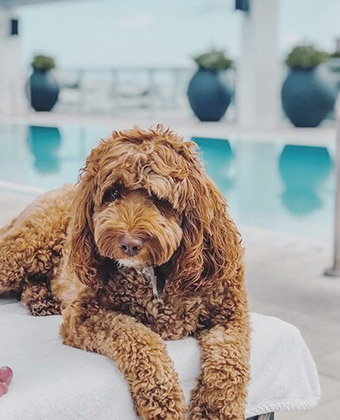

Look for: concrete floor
[0,189,339,419]
[242,227,340,420]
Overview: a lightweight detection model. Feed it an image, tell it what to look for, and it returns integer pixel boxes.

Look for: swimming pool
[0,123,335,242]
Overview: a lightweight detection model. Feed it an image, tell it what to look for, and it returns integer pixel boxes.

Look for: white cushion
[0,298,320,419]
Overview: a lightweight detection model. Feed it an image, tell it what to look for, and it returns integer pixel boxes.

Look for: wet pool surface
[0,124,335,242]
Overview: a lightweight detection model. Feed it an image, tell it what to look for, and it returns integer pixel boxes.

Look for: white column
[236,0,281,128]
[0,8,28,116]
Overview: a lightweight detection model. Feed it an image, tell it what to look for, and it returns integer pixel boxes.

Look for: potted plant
[328,50,340,72]
[281,45,335,127]
[187,50,233,121]
[28,55,60,112]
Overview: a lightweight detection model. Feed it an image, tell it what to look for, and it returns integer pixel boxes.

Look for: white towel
[0,298,320,419]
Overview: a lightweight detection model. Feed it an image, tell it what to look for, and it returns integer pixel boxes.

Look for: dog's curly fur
[0,125,250,419]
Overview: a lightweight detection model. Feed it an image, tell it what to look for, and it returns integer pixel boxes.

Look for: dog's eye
[152,194,172,212]
[102,188,121,204]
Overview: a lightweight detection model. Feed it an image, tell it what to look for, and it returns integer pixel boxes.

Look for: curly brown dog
[0,125,250,419]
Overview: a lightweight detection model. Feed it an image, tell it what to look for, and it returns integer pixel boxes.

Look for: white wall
[0,8,27,115]
[236,0,281,128]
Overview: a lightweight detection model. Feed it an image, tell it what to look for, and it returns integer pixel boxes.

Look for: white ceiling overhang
[0,0,82,8]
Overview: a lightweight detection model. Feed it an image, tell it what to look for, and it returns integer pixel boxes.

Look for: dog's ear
[167,172,242,294]
[67,149,103,288]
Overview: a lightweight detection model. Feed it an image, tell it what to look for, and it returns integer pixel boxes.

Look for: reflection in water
[192,137,234,191]
[27,126,62,173]
[279,145,332,215]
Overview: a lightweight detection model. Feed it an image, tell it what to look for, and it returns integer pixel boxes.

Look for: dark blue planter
[29,70,59,112]
[281,68,335,127]
[187,68,232,122]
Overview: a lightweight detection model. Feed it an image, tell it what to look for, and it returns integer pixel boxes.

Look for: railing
[53,67,192,115]
[51,67,236,119]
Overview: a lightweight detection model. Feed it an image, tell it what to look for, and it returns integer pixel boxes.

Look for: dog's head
[69,125,241,292]
[94,187,182,268]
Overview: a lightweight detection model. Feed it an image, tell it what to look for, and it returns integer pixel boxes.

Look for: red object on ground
[0,382,8,396]
[0,366,13,385]
[0,366,13,397]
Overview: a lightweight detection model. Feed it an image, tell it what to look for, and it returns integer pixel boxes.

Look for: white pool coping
[0,181,46,195]
[0,112,336,148]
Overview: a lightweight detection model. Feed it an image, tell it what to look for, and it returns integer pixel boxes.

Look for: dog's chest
[97,267,205,339]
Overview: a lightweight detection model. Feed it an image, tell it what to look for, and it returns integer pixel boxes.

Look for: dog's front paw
[189,404,244,420]
[134,380,187,420]
[189,385,245,420]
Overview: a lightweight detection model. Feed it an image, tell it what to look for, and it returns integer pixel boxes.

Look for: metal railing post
[325,93,340,277]
[77,69,85,114]
[111,69,118,113]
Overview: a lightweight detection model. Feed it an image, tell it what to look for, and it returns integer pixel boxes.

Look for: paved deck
[243,227,340,420]
[0,190,339,419]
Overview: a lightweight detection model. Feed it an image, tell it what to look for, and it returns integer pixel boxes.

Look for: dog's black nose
[118,235,144,257]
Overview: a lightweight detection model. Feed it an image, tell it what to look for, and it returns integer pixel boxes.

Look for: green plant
[31,55,56,72]
[330,51,340,58]
[193,50,233,72]
[285,45,329,70]
[328,51,340,73]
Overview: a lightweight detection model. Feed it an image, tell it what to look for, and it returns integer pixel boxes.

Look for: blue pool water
[0,124,335,242]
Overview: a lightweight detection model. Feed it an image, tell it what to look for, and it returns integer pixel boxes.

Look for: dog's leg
[189,321,250,420]
[189,268,250,420]
[0,227,59,294]
[61,304,187,420]
[21,283,61,316]
[0,186,72,297]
